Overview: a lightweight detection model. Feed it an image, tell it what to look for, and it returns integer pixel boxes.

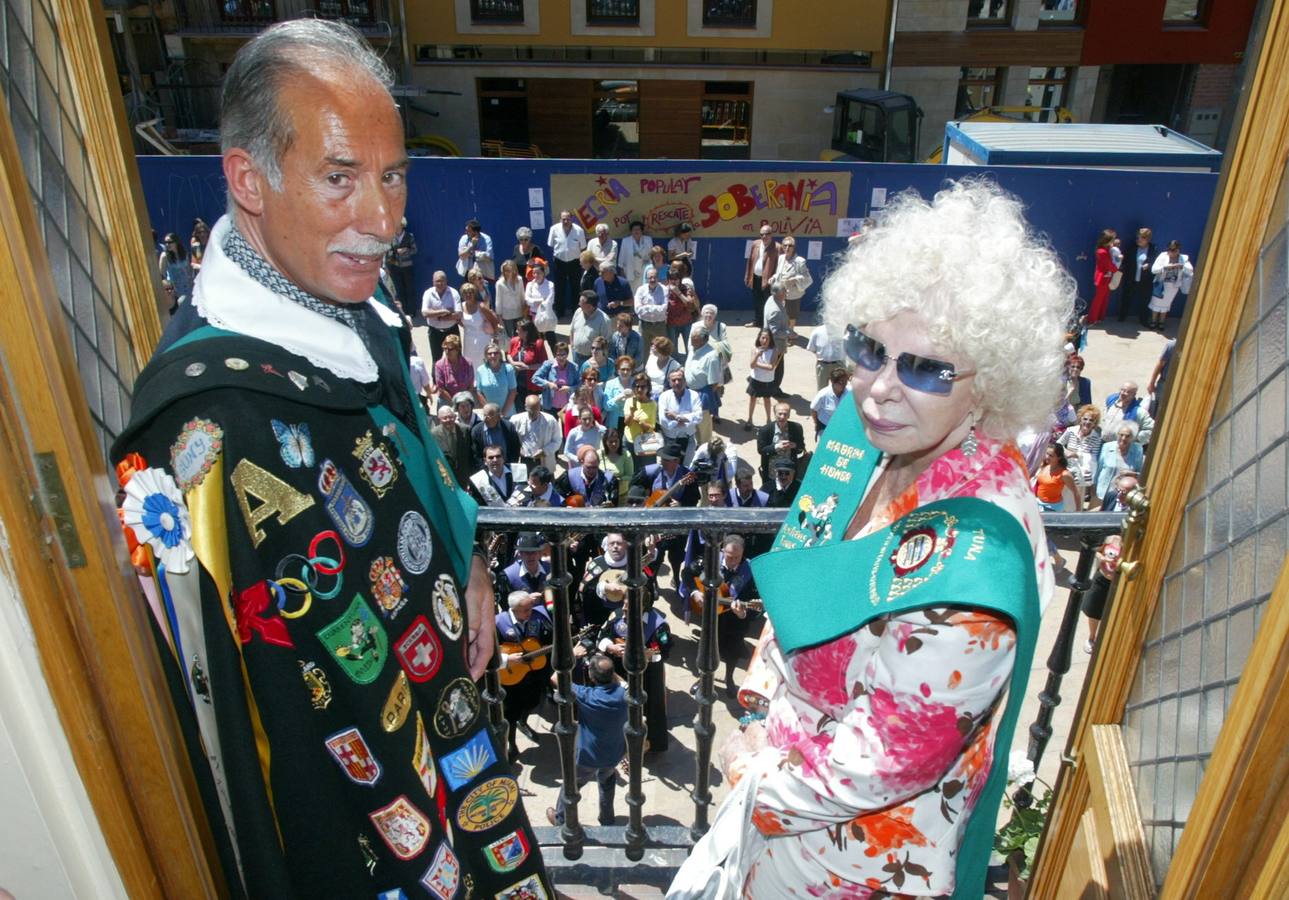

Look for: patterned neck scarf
[222,223,369,342]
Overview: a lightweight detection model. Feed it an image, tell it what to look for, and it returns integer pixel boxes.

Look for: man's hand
[465,555,497,679]
[573,643,588,659]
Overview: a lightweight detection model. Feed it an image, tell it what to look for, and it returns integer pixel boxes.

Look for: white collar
[193,215,380,383]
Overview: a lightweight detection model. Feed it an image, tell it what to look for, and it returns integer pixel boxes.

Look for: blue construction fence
[137,156,1218,319]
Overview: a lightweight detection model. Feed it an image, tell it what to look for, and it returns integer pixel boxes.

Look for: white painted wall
[411,65,880,160]
[0,521,127,900]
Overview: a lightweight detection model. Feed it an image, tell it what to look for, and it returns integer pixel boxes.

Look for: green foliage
[995,775,1053,880]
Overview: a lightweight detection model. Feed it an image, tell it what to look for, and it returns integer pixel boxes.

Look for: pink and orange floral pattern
[732,436,1054,898]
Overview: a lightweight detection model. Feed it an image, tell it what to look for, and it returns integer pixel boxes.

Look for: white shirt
[421,285,461,331]
[805,327,845,363]
[494,277,526,320]
[635,283,668,323]
[810,384,850,426]
[667,235,697,263]
[617,234,654,288]
[657,388,702,439]
[524,279,556,330]
[588,236,618,272]
[459,305,493,366]
[546,221,587,262]
[509,410,561,470]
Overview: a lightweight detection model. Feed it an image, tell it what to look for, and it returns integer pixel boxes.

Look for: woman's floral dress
[731,437,1055,898]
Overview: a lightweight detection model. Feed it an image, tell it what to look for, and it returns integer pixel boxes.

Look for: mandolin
[498,623,596,686]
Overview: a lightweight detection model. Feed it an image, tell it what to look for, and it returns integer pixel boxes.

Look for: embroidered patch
[494,873,549,899]
[368,795,431,861]
[381,669,413,733]
[170,418,223,491]
[324,727,382,786]
[433,677,480,739]
[419,842,461,900]
[353,430,400,498]
[436,458,454,488]
[397,511,433,575]
[316,595,388,685]
[271,420,315,469]
[456,777,519,833]
[432,574,464,641]
[299,658,332,710]
[288,370,309,391]
[796,492,840,548]
[230,458,315,548]
[412,712,438,798]
[891,526,937,577]
[441,729,498,791]
[483,830,530,874]
[318,459,374,547]
[370,556,410,620]
[394,616,443,684]
[234,581,294,648]
[376,890,408,900]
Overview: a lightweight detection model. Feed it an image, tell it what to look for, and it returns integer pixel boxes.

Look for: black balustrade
[474,506,1126,873]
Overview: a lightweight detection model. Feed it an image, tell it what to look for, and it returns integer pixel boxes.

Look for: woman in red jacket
[1088,228,1118,323]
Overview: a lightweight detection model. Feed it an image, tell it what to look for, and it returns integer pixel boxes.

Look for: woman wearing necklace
[672,181,1070,900]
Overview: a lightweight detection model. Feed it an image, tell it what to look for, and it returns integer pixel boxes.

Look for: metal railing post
[691,529,721,839]
[622,532,649,861]
[548,536,585,857]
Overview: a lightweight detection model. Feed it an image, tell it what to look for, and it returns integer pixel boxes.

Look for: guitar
[689,574,765,617]
[645,471,697,508]
[498,623,596,686]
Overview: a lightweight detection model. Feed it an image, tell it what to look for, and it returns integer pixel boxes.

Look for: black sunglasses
[844,326,973,396]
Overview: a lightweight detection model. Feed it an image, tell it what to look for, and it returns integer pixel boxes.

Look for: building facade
[404,0,888,161]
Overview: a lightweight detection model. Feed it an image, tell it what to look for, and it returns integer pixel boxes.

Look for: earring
[960,416,979,458]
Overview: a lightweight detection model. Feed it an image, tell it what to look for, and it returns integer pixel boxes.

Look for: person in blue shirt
[547,653,628,827]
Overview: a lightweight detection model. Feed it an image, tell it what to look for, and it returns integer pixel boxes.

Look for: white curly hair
[819,179,1075,439]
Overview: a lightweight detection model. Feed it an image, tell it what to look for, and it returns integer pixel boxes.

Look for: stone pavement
[415,300,1175,897]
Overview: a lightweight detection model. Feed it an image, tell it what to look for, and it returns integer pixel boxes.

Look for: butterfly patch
[271,420,315,469]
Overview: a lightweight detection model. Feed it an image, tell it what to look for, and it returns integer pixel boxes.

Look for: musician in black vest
[728,467,770,556]
[685,534,759,697]
[555,445,619,507]
[630,439,699,583]
[496,589,555,763]
[583,587,673,752]
[469,443,515,507]
[504,531,551,596]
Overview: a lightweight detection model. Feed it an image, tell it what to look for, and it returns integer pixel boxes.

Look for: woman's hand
[719,721,767,779]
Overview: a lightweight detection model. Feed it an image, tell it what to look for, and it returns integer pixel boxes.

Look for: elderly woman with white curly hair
[669,180,1071,900]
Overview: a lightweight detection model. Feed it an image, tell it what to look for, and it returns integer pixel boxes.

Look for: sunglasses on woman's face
[844,326,972,396]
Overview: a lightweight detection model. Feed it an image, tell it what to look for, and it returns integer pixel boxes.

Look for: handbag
[634,432,663,455]
[1151,278,1165,299]
[666,771,763,899]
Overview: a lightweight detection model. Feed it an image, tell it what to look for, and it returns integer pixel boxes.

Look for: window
[586,0,639,26]
[1163,0,1209,25]
[1026,67,1070,119]
[1038,0,1082,24]
[592,80,639,158]
[478,78,529,145]
[219,0,275,25]
[956,67,1003,116]
[315,0,374,24]
[703,0,756,28]
[470,0,524,24]
[966,0,1011,26]
[701,81,752,159]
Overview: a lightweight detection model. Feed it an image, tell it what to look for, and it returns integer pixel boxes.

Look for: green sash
[748,398,1039,900]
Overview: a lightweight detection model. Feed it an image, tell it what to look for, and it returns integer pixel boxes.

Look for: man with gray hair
[111,20,547,897]
[683,323,722,445]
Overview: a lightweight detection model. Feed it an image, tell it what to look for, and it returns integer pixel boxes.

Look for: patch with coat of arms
[323,726,382,786]
[353,430,400,498]
[370,555,409,620]
[419,841,460,900]
[368,795,431,861]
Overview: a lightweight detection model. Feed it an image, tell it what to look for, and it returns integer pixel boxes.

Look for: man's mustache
[329,236,392,256]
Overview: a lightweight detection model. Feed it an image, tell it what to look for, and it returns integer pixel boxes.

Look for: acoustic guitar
[498,623,596,686]
[689,574,765,617]
[645,471,697,508]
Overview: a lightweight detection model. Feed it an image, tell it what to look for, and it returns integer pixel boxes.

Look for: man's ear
[223,148,268,217]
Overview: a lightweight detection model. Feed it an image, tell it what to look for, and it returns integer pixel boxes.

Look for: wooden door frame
[0,0,221,894]
[1030,1,1289,894]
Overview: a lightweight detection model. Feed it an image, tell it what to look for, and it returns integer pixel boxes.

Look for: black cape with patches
[113,303,549,899]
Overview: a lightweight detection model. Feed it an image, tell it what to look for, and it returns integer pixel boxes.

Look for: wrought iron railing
[476,506,1125,880]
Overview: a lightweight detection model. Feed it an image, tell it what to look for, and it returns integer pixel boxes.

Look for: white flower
[1007,751,1037,787]
[122,467,195,574]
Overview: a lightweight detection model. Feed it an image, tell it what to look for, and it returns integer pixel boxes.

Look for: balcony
[174,0,394,38]
[473,504,1127,888]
